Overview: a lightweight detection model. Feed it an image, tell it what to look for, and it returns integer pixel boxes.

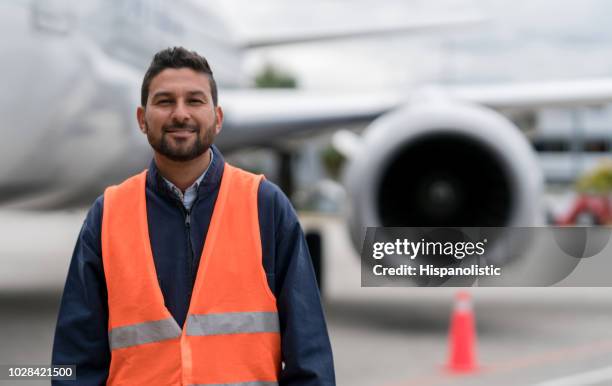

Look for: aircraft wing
[239,14,485,48]
[218,89,403,149]
[219,78,612,149]
[442,78,612,110]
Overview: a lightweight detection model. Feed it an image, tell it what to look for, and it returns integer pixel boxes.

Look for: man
[52,47,335,386]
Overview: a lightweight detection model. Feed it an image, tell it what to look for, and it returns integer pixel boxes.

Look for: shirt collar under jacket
[147,145,225,204]
[161,151,213,211]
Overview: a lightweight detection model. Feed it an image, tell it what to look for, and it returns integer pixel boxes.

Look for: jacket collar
[146,145,225,200]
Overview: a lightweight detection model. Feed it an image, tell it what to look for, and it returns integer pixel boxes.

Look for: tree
[254,63,297,89]
[575,159,612,194]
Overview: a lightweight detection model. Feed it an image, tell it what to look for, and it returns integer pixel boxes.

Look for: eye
[156,99,172,105]
[189,99,204,105]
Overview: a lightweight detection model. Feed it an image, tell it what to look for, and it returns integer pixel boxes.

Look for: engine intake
[345,101,543,250]
[378,133,513,227]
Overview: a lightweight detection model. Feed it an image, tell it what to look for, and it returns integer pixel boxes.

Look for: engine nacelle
[344,101,544,250]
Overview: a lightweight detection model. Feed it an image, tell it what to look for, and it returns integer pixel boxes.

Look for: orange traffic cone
[447,291,478,373]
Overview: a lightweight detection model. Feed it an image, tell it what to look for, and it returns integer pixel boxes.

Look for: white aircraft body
[3,0,612,286]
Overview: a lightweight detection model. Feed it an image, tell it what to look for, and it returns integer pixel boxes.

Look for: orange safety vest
[101,163,281,386]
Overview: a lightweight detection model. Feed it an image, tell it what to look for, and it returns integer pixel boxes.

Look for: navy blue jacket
[52,145,335,385]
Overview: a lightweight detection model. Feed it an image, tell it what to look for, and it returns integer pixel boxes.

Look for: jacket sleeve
[52,196,110,385]
[258,181,336,386]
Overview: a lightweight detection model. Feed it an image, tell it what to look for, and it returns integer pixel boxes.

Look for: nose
[171,100,190,123]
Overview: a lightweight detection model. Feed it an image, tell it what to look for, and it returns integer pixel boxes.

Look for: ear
[136,106,147,133]
[214,105,224,135]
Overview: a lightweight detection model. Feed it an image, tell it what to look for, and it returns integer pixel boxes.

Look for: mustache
[163,122,200,132]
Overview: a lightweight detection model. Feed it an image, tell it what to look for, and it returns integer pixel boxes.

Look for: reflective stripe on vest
[186,312,280,336]
[108,312,279,350]
[109,317,182,350]
[102,163,280,385]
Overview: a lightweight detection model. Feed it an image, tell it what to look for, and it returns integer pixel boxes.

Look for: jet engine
[344,101,544,250]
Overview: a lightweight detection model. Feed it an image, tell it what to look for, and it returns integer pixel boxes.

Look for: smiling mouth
[164,122,199,133]
[165,130,196,139]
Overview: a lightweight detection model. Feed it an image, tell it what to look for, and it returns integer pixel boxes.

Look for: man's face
[137,68,223,162]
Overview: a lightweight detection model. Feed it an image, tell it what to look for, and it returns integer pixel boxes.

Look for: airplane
[4,0,612,289]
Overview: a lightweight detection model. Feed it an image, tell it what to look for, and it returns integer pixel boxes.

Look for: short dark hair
[141,47,218,107]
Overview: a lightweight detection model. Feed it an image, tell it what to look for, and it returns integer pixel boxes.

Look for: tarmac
[0,210,611,385]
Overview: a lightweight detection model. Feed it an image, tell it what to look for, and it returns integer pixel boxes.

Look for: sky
[209,0,612,91]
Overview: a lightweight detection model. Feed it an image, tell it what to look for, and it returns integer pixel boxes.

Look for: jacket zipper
[184,208,196,288]
[167,187,201,295]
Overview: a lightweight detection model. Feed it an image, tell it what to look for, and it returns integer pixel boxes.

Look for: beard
[146,117,216,162]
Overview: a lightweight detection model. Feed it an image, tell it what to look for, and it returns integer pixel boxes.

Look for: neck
[154,149,211,192]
